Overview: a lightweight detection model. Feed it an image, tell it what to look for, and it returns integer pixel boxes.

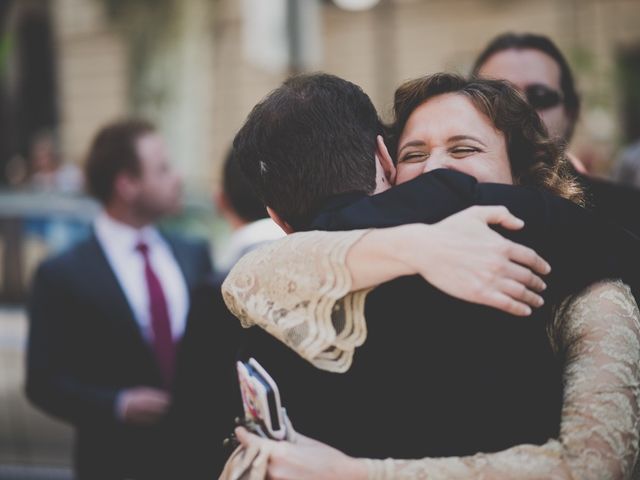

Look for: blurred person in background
[473,33,581,152]
[612,138,640,189]
[473,32,640,235]
[27,130,83,193]
[25,118,213,480]
[214,149,284,279]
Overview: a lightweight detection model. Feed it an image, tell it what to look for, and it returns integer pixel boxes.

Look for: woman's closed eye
[450,146,481,157]
[400,151,429,163]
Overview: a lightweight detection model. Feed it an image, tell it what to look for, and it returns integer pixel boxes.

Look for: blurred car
[0,188,219,479]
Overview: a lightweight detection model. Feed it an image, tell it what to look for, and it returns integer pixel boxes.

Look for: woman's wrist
[387,223,435,277]
[347,226,421,290]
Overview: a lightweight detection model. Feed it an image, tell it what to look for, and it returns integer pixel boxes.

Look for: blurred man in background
[473,32,581,150]
[473,32,640,235]
[26,118,213,479]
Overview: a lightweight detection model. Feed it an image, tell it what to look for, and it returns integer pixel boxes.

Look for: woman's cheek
[395,163,424,185]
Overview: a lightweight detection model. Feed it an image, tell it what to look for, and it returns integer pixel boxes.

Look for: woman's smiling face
[395,93,513,185]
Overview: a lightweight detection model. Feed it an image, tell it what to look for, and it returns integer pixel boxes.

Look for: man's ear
[376,135,396,184]
[267,207,295,234]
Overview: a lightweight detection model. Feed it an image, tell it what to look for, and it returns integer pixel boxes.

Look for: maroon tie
[136,241,175,389]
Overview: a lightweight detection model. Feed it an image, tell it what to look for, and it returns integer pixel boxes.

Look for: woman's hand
[234,427,367,480]
[347,205,550,316]
[402,206,550,316]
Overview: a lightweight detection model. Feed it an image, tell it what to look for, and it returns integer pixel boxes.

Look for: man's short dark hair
[472,32,581,142]
[85,118,155,204]
[232,73,384,230]
[222,149,267,223]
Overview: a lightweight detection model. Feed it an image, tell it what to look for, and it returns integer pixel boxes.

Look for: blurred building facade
[3,0,640,192]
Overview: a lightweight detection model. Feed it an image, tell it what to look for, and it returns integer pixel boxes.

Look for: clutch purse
[236,358,287,440]
[219,358,295,480]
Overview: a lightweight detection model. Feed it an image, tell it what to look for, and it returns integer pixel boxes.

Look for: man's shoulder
[38,235,98,274]
[31,235,102,295]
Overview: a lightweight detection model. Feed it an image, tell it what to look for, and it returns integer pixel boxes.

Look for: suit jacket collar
[301,192,368,232]
[94,212,168,257]
[309,169,476,231]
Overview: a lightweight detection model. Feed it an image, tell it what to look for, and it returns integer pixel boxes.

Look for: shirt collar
[230,218,285,250]
[94,211,163,253]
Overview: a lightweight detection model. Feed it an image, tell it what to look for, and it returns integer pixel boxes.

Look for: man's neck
[104,204,153,230]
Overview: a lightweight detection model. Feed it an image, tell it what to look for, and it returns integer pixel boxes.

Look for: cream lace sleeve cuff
[222,230,372,373]
[363,458,396,480]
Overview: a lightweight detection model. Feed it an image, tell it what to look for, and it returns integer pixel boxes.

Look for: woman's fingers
[505,241,551,275]
[484,291,532,316]
[473,205,525,231]
[235,426,264,450]
[499,278,544,308]
[470,205,552,274]
[504,262,546,293]
[482,270,545,316]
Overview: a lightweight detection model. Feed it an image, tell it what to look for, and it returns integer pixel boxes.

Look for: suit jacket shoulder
[33,234,104,289]
[160,231,214,289]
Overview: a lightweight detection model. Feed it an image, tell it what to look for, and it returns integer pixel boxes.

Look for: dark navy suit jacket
[26,230,213,479]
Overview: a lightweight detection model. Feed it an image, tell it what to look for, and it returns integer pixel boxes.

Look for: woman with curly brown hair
[220,73,640,479]
[389,73,583,204]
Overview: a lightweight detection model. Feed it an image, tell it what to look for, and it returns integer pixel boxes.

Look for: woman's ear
[267,207,295,234]
[376,135,396,185]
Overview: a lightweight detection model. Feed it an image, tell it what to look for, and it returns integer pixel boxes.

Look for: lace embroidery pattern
[222,230,371,373]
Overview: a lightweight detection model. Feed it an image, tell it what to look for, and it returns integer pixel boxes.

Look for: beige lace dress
[222,230,640,479]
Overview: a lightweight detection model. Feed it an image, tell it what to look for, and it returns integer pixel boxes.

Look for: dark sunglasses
[524,84,564,111]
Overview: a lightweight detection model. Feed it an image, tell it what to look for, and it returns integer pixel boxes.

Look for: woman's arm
[348,206,549,314]
[235,280,640,480]
[222,206,549,372]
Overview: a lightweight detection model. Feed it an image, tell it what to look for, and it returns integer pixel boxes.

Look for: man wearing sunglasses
[473,33,581,156]
[473,32,640,236]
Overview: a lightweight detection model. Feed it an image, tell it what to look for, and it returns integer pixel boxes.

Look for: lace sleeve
[364,280,640,480]
[221,230,372,373]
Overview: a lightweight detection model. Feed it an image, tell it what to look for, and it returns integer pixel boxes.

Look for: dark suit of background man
[26,119,213,479]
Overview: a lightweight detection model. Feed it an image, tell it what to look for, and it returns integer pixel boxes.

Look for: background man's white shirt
[94,211,189,341]
[217,217,285,271]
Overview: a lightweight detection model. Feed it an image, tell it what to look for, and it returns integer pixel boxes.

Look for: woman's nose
[423,152,449,173]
